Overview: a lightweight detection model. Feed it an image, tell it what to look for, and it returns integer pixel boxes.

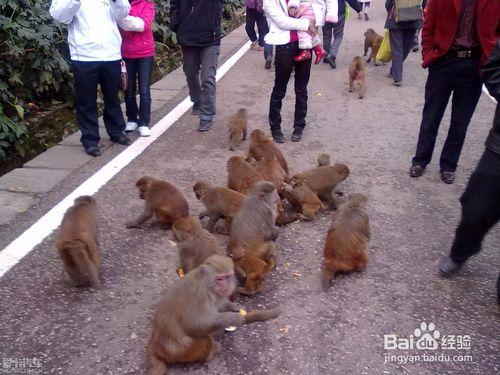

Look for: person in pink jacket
[119,0,155,137]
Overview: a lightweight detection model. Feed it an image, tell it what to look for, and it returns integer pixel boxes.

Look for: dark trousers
[389,28,416,82]
[182,45,220,121]
[245,7,273,60]
[450,149,500,263]
[72,60,125,149]
[322,14,345,59]
[412,57,483,171]
[269,42,312,134]
[124,56,154,127]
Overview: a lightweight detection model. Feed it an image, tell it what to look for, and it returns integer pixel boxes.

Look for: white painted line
[0,41,251,278]
[483,85,497,104]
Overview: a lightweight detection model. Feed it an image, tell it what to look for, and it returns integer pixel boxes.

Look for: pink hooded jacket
[120,0,155,59]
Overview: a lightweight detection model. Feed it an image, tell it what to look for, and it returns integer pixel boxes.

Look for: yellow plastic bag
[376,30,392,63]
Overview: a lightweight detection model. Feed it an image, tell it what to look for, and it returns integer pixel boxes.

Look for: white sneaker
[125,121,138,132]
[137,126,151,137]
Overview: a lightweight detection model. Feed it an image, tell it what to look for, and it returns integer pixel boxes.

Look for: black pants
[269,42,312,135]
[245,8,268,47]
[450,149,500,263]
[412,57,483,172]
[72,60,125,149]
[124,56,154,127]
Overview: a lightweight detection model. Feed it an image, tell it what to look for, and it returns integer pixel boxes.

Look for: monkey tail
[67,241,99,288]
[244,309,280,324]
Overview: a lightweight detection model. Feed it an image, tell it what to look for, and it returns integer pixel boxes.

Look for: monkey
[348,56,366,99]
[126,176,189,229]
[227,155,264,195]
[321,193,370,290]
[193,181,245,234]
[146,255,280,374]
[228,108,248,151]
[317,153,331,166]
[281,181,326,221]
[171,216,225,274]
[363,28,383,65]
[227,181,280,295]
[248,129,289,174]
[293,163,350,209]
[56,196,100,288]
[255,156,289,193]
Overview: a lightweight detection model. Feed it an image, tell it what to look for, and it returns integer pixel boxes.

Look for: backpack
[394,0,422,22]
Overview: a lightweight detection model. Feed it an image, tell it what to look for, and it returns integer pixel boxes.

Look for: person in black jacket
[322,0,362,69]
[439,41,500,301]
[170,0,222,131]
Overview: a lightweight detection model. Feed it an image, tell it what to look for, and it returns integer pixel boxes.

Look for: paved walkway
[0,5,498,375]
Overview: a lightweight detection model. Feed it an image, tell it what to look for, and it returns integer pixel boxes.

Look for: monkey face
[138,187,146,200]
[214,271,236,298]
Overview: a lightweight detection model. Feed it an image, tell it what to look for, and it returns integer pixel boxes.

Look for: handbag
[120,60,128,91]
[376,30,392,63]
[394,0,422,22]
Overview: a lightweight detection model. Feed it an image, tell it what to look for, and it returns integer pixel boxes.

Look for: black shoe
[291,130,303,142]
[329,58,336,69]
[364,13,369,21]
[392,81,402,87]
[198,119,213,132]
[438,256,463,277]
[265,58,272,70]
[409,164,425,177]
[111,134,132,146]
[440,170,455,184]
[323,55,331,64]
[85,146,102,157]
[272,133,285,143]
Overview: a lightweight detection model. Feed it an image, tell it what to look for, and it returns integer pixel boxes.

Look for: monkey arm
[220,300,242,313]
[126,205,153,228]
[208,312,245,332]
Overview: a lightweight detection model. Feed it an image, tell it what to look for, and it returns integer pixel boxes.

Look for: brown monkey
[317,153,331,166]
[227,155,264,195]
[248,129,289,174]
[293,163,350,209]
[321,193,370,290]
[193,181,245,234]
[126,176,189,229]
[348,56,366,99]
[171,217,225,274]
[228,108,248,151]
[282,181,325,221]
[146,255,280,374]
[227,181,280,295]
[364,28,383,65]
[255,156,289,192]
[56,196,100,288]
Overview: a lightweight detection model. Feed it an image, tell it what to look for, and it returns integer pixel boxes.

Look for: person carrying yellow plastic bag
[376,30,392,63]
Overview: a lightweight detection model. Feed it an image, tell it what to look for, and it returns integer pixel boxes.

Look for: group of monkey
[55,106,371,373]
[349,27,386,99]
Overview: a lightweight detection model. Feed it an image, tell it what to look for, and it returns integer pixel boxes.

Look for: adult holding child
[50,0,132,157]
[264,0,319,143]
[119,0,155,137]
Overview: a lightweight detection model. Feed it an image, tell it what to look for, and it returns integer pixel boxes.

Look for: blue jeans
[124,56,154,127]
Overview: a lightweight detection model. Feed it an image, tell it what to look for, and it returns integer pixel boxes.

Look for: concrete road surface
[0,4,498,375]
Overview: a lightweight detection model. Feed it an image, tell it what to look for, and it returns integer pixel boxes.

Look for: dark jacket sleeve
[483,41,500,101]
[170,0,180,32]
[346,0,362,13]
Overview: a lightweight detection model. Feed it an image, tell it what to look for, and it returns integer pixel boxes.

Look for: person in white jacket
[287,0,337,64]
[50,0,132,157]
[264,0,318,143]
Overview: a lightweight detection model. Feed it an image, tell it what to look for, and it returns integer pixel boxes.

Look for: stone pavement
[0,24,249,226]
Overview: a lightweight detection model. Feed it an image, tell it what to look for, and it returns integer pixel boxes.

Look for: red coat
[421,0,499,68]
[121,0,155,59]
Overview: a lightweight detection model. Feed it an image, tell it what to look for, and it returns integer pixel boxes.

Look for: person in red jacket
[409,0,499,184]
[119,0,155,137]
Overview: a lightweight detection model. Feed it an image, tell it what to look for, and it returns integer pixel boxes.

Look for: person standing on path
[384,0,426,86]
[264,0,318,143]
[50,0,132,157]
[119,0,155,138]
[245,0,274,69]
[322,0,363,69]
[170,0,222,132]
[438,41,500,301]
[409,0,499,184]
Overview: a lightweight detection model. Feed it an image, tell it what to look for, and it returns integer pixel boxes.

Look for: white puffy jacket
[50,0,130,61]
[263,0,310,45]
[287,0,338,26]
